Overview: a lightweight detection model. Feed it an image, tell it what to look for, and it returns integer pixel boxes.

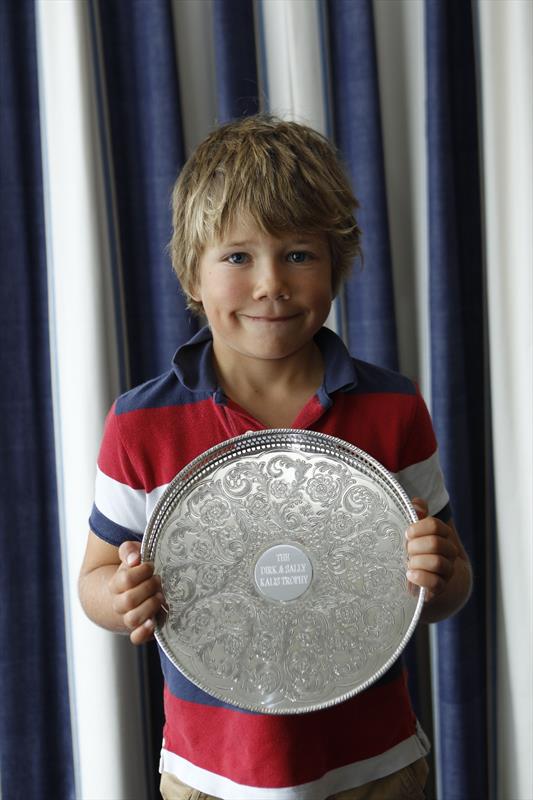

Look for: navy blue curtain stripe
[212,0,260,123]
[94,0,196,389]
[0,3,75,798]
[327,0,430,728]
[327,0,398,372]
[425,2,491,798]
[93,3,199,796]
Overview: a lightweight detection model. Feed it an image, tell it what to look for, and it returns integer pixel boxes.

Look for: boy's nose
[252,260,290,301]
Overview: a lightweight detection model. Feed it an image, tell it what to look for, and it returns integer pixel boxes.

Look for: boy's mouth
[241,313,301,322]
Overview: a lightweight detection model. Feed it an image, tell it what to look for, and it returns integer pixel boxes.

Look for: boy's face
[191,219,332,369]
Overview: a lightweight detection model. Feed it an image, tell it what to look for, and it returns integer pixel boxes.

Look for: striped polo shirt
[90,325,448,800]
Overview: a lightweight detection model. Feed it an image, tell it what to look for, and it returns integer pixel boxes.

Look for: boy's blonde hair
[170,114,361,315]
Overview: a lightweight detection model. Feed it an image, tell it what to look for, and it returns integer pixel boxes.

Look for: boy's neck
[212,340,325,428]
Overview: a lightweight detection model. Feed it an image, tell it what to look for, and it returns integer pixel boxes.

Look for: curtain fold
[327,0,398,370]
[212,0,259,123]
[36,0,151,796]
[257,0,339,332]
[258,0,330,138]
[90,3,201,794]
[0,2,74,797]
[425,1,491,798]
[477,3,533,798]
[171,0,217,157]
[94,0,195,388]
[327,0,434,756]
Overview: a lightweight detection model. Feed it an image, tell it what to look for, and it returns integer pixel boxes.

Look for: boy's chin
[236,338,321,364]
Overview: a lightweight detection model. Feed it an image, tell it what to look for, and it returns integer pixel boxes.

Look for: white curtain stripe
[478,3,533,798]
[171,0,218,158]
[257,0,337,334]
[36,2,147,798]
[373,0,431,397]
[373,4,438,793]
[259,0,328,135]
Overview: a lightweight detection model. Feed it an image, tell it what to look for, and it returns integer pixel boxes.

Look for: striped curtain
[0,1,74,796]
[0,2,531,799]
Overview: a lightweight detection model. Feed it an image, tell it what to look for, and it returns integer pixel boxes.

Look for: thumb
[118,540,142,568]
[411,497,428,520]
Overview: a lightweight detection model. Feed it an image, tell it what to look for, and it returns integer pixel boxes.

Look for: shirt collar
[172,325,358,396]
[172,325,218,393]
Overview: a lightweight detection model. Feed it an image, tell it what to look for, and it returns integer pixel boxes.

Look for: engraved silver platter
[142,429,424,714]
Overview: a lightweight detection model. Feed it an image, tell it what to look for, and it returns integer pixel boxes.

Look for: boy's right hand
[108,541,165,645]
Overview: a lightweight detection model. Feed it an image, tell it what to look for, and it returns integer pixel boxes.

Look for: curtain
[328,0,398,371]
[0,1,74,797]
[425,3,491,798]
[477,3,532,798]
[93,0,194,386]
[1,1,531,799]
[213,0,259,123]
[327,0,436,747]
[90,4,197,789]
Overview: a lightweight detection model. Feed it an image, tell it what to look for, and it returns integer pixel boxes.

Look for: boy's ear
[189,279,201,303]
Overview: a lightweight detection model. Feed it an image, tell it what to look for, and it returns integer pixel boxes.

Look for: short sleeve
[394,388,451,520]
[88,402,146,546]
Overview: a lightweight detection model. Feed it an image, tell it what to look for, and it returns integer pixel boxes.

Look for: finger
[407,553,455,581]
[130,618,156,645]
[411,497,428,520]
[122,592,165,632]
[406,567,446,597]
[406,516,455,543]
[408,578,435,603]
[407,534,458,559]
[118,540,142,568]
[109,560,157,595]
[112,574,162,616]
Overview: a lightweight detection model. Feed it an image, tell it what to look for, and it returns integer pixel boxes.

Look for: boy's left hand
[405,497,459,602]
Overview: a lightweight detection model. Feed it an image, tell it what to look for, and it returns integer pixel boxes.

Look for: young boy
[79,115,471,800]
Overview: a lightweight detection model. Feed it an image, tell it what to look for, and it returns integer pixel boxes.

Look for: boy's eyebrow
[219,237,320,249]
[220,240,253,248]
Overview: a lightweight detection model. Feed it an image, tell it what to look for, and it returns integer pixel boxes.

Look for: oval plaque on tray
[141,429,424,714]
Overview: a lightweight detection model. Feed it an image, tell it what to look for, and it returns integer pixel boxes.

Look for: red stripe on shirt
[98,399,227,491]
[98,391,436,493]
[162,671,416,788]
[316,392,436,473]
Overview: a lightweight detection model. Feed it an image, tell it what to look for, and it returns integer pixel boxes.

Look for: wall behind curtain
[1,1,531,799]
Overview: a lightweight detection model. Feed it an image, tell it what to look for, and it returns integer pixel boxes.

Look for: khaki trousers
[160,757,429,800]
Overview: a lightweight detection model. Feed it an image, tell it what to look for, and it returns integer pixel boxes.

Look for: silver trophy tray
[142,429,424,714]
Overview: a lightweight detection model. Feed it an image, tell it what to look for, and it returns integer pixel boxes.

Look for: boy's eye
[287,251,311,263]
[226,252,249,265]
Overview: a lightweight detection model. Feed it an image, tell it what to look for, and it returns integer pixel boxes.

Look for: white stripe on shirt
[159,724,430,800]
[393,450,449,517]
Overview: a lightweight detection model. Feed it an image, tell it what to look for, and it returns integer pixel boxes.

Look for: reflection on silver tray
[142,429,424,714]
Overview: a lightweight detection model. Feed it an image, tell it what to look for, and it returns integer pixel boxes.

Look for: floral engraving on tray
[154,448,416,711]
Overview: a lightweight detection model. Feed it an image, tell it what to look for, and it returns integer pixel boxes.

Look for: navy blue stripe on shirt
[349,360,418,396]
[158,637,404,712]
[88,504,143,546]
[434,502,452,523]
[112,328,420,421]
[114,373,212,415]
[159,647,256,713]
